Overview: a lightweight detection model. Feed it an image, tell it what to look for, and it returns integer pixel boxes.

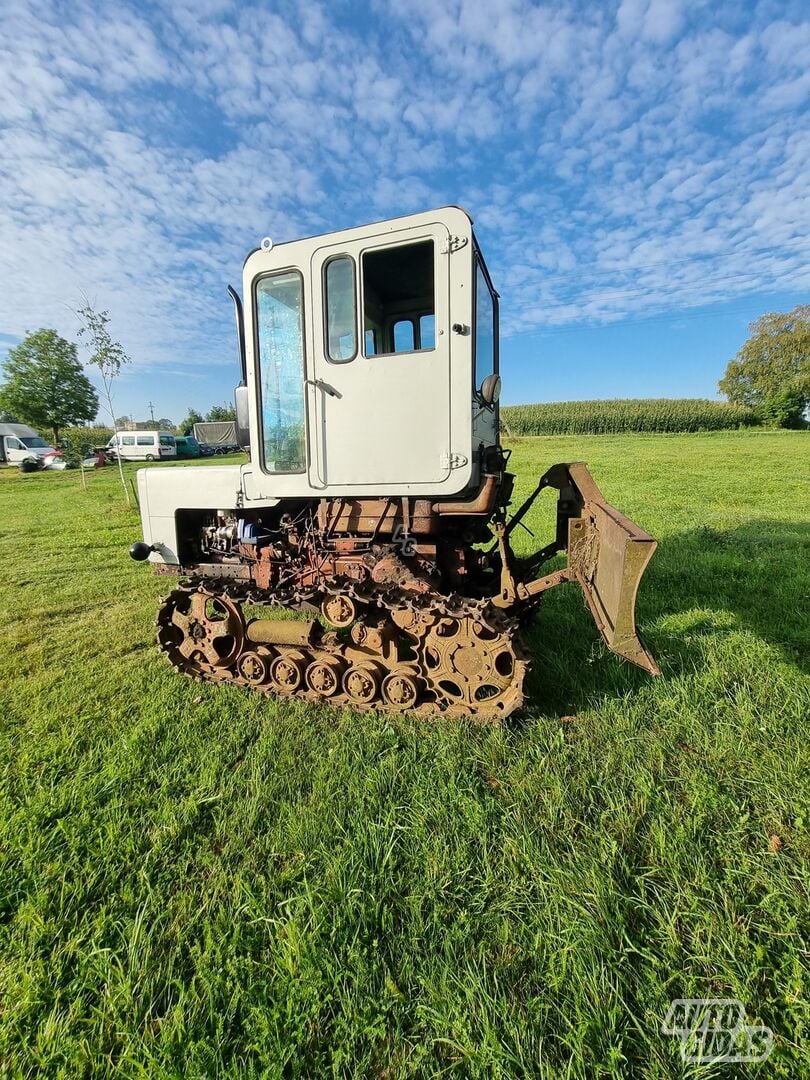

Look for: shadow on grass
[519,518,810,719]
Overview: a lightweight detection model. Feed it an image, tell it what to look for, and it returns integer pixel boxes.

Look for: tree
[0,329,98,444]
[720,305,810,426]
[178,408,203,435]
[156,418,175,431]
[206,402,236,422]
[77,304,132,506]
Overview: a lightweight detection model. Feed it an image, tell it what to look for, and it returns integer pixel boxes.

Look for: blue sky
[1,0,808,421]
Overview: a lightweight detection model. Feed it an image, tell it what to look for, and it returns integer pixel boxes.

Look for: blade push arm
[493,462,660,676]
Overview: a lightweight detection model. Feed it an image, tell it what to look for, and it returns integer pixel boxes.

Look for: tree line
[0,317,237,441]
[1,305,808,444]
[112,404,237,435]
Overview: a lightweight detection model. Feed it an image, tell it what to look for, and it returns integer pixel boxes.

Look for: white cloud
[0,0,808,390]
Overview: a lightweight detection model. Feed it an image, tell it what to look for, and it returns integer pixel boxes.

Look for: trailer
[192,421,238,453]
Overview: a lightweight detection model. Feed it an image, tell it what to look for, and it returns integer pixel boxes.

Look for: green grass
[501,399,757,435]
[1,431,808,1078]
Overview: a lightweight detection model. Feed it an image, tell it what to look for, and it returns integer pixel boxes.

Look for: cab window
[362,240,434,355]
[393,319,414,352]
[324,256,356,363]
[474,260,496,388]
[256,270,306,473]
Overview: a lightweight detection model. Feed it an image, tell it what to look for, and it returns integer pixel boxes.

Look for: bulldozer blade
[563,463,660,675]
[505,462,660,674]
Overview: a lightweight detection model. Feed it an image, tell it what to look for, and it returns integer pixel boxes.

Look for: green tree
[720,305,810,426]
[178,408,204,435]
[206,402,236,422]
[0,329,98,444]
[77,304,131,505]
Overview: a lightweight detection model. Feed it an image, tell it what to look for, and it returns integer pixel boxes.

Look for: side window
[393,319,414,352]
[122,436,135,446]
[137,435,153,446]
[256,270,306,473]
[474,260,496,388]
[362,240,434,356]
[324,256,356,363]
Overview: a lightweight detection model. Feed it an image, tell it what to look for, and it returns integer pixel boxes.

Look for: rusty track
[156,578,529,721]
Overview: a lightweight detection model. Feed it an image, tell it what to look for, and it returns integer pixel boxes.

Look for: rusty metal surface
[156,582,527,720]
[246,618,316,646]
[146,454,656,720]
[504,462,659,676]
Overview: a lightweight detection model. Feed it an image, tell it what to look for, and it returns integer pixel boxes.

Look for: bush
[57,426,114,463]
[500,399,758,436]
[757,390,807,429]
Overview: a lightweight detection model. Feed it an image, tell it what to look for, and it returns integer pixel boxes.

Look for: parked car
[174,435,202,459]
[106,430,177,462]
[197,443,215,457]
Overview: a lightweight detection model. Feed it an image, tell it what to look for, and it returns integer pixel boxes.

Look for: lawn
[1,431,808,1078]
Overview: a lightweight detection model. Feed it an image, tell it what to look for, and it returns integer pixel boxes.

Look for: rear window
[160,435,175,447]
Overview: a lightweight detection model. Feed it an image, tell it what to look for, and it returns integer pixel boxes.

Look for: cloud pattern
[1,0,808,379]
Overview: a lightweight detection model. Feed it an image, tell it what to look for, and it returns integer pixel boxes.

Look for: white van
[107,430,177,462]
[0,423,58,464]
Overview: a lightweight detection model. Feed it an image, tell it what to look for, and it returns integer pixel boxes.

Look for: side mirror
[480,373,502,406]
[234,385,250,450]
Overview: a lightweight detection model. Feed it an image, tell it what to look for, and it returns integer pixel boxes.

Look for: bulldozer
[129,206,659,719]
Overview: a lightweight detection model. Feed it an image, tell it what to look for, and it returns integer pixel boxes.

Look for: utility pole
[148,401,155,423]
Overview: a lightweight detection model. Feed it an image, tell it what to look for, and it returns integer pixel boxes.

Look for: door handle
[305,378,341,399]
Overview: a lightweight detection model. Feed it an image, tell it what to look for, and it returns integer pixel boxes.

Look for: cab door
[308,221,452,489]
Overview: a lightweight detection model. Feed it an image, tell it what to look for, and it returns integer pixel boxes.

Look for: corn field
[500,398,757,435]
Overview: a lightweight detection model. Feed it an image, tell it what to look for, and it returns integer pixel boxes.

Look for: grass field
[1,431,808,1078]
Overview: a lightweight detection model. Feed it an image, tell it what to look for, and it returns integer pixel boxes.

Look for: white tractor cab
[135,206,497,524]
[107,431,177,462]
[0,423,58,465]
[129,207,659,717]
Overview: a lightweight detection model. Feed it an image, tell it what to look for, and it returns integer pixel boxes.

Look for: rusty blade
[566,463,660,676]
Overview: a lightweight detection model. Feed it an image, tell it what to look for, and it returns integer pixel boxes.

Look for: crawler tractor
[130,207,659,719]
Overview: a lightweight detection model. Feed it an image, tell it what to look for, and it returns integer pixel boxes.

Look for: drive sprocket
[414,613,527,718]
